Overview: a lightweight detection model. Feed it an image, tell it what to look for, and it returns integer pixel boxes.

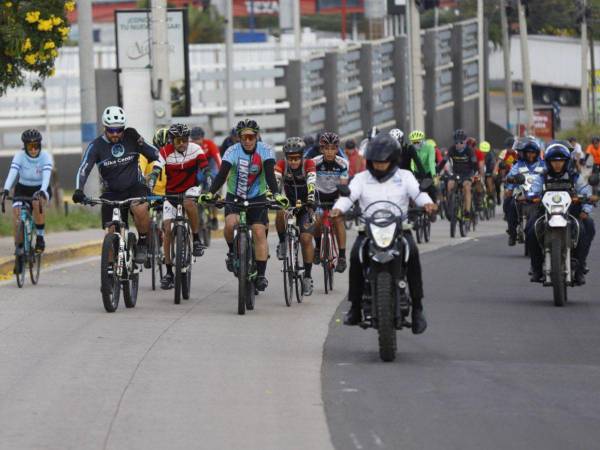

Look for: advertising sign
[233,0,317,16]
[517,107,555,141]
[115,9,190,116]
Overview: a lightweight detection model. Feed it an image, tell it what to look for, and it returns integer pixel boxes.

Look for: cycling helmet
[592,136,600,144]
[345,139,357,150]
[319,131,340,147]
[21,128,42,144]
[153,127,169,148]
[303,135,315,148]
[514,136,541,155]
[389,128,404,143]
[102,106,126,127]
[365,126,379,140]
[408,130,425,143]
[544,142,571,177]
[453,129,467,143]
[168,123,191,138]
[479,141,491,153]
[365,134,399,182]
[190,126,205,139]
[283,136,306,155]
[466,137,477,149]
[426,138,437,148]
[236,119,260,136]
[504,136,515,149]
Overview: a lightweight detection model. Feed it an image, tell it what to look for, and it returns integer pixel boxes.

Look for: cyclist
[527,142,596,285]
[478,141,498,203]
[409,129,437,202]
[274,137,317,295]
[139,127,168,196]
[438,129,478,220]
[191,126,222,230]
[2,129,54,255]
[468,137,486,212]
[219,127,238,157]
[495,136,518,178]
[72,106,163,263]
[312,131,349,272]
[199,119,287,291]
[390,128,427,177]
[158,124,209,289]
[345,138,365,178]
[331,134,436,333]
[503,137,544,246]
[586,136,600,182]
[304,131,347,160]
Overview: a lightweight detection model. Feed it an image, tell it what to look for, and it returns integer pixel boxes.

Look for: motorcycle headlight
[369,222,397,248]
[551,204,565,214]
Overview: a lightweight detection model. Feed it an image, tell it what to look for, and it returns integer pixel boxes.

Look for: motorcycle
[535,189,595,307]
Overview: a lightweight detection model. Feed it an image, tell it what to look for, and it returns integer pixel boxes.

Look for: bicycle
[210,197,280,315]
[409,206,431,244]
[157,193,202,305]
[447,174,469,238]
[281,201,312,306]
[197,173,213,247]
[148,197,165,291]
[316,202,338,294]
[83,197,143,313]
[1,196,43,288]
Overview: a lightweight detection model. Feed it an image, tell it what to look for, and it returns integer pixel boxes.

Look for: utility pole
[408,0,424,130]
[225,0,235,128]
[477,0,485,141]
[517,0,533,134]
[150,0,171,128]
[580,0,589,123]
[590,32,597,124]
[78,0,97,150]
[499,0,514,133]
[293,0,301,59]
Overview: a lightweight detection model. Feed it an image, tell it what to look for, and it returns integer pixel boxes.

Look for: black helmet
[344,139,356,150]
[545,142,571,178]
[168,123,191,138]
[514,136,540,155]
[365,134,399,181]
[303,135,315,147]
[153,127,169,148]
[190,126,205,139]
[453,129,467,143]
[236,119,260,136]
[319,131,340,146]
[592,136,600,144]
[504,136,515,149]
[21,128,42,144]
[283,137,306,155]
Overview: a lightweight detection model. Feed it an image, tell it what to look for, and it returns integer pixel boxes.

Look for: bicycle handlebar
[83,196,149,207]
[1,195,44,215]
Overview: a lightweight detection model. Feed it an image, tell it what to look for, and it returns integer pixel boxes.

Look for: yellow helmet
[426,138,437,148]
[480,141,491,153]
[409,130,425,143]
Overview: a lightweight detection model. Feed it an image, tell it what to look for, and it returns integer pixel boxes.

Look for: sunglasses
[106,127,125,134]
[25,141,41,150]
[173,136,189,145]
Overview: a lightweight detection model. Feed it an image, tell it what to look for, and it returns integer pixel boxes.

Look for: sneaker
[574,270,586,286]
[411,309,428,334]
[225,252,235,273]
[302,277,313,296]
[135,241,148,264]
[35,236,45,254]
[193,240,205,257]
[530,270,544,283]
[313,249,321,265]
[276,241,286,260]
[210,217,219,230]
[344,305,362,326]
[160,273,174,290]
[255,275,268,291]
[508,234,516,247]
[335,257,347,273]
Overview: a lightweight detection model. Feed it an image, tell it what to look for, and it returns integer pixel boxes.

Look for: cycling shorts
[100,183,149,228]
[12,183,52,208]
[163,186,202,221]
[224,193,269,226]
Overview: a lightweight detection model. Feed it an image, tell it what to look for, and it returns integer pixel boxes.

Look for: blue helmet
[544,142,571,177]
[514,136,541,159]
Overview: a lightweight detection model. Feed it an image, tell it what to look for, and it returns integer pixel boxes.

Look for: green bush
[0,205,99,237]
[558,122,600,146]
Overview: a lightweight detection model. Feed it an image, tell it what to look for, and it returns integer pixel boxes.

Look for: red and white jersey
[160,142,208,193]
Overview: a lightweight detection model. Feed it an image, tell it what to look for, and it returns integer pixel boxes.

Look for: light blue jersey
[3,150,53,194]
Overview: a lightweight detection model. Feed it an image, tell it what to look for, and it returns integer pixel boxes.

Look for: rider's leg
[404,231,427,334]
[300,232,314,277]
[275,210,286,259]
[526,215,543,280]
[32,196,47,252]
[162,220,173,266]
[184,198,200,235]
[504,197,518,243]
[252,223,269,290]
[12,205,21,245]
[463,180,472,215]
[131,202,150,262]
[575,217,595,273]
[312,216,322,264]
[333,215,347,272]
[344,234,366,325]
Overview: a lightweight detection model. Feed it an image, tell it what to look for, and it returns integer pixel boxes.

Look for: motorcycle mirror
[419,178,433,191]
[588,174,600,186]
[337,184,351,197]
[514,173,526,185]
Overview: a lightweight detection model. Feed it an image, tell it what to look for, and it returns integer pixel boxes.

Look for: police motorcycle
[534,177,598,307]
[340,180,431,362]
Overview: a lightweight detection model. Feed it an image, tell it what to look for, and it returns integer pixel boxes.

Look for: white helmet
[389,128,404,142]
[102,106,126,127]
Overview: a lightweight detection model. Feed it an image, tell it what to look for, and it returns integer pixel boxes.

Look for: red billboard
[233,0,317,16]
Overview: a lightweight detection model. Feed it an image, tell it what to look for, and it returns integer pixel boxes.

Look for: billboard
[115,9,190,116]
[233,0,316,16]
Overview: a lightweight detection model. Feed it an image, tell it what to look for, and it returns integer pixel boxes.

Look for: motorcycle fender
[372,251,395,264]
[548,215,567,227]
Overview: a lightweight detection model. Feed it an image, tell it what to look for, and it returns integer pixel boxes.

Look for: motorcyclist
[526,142,596,285]
[503,137,545,246]
[331,134,437,334]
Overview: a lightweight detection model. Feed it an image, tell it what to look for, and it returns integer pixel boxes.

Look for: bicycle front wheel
[101,233,121,312]
[282,236,293,307]
[237,232,248,315]
[173,225,184,305]
[150,222,159,291]
[322,230,330,295]
[293,238,303,304]
[29,252,41,285]
[182,230,192,300]
[123,232,138,308]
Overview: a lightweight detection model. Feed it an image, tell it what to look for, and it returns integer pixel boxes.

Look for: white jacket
[333,168,433,218]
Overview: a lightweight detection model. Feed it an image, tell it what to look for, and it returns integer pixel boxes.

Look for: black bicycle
[210,197,280,315]
[447,174,469,238]
[148,197,165,291]
[84,197,143,312]
[1,195,43,288]
[410,206,431,244]
[281,201,311,306]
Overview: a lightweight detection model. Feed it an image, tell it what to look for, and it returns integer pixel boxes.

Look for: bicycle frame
[319,207,339,268]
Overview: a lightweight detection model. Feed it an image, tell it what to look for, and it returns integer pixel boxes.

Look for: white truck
[489,34,600,106]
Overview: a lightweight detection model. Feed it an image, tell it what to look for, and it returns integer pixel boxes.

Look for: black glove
[124,127,143,145]
[72,189,86,204]
[513,174,526,185]
[337,184,351,197]
[2,189,8,200]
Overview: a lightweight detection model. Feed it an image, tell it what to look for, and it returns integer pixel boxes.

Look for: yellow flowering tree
[0,1,74,96]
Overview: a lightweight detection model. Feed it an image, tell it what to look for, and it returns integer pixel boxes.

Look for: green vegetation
[0,206,99,237]
[558,122,600,146]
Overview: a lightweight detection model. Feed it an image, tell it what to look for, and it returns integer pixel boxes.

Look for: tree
[187,5,225,44]
[0,1,74,96]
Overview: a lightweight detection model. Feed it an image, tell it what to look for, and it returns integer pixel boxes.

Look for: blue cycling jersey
[3,150,54,194]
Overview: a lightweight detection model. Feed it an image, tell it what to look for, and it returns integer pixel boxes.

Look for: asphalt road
[323,234,600,450]
[0,215,507,450]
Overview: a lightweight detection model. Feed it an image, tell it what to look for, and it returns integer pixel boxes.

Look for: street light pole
[580,0,589,123]
[499,0,514,133]
[225,0,235,128]
[408,0,424,130]
[517,0,534,134]
[477,0,485,142]
[150,0,171,128]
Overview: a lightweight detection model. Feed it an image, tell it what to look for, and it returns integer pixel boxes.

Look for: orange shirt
[586,144,600,164]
